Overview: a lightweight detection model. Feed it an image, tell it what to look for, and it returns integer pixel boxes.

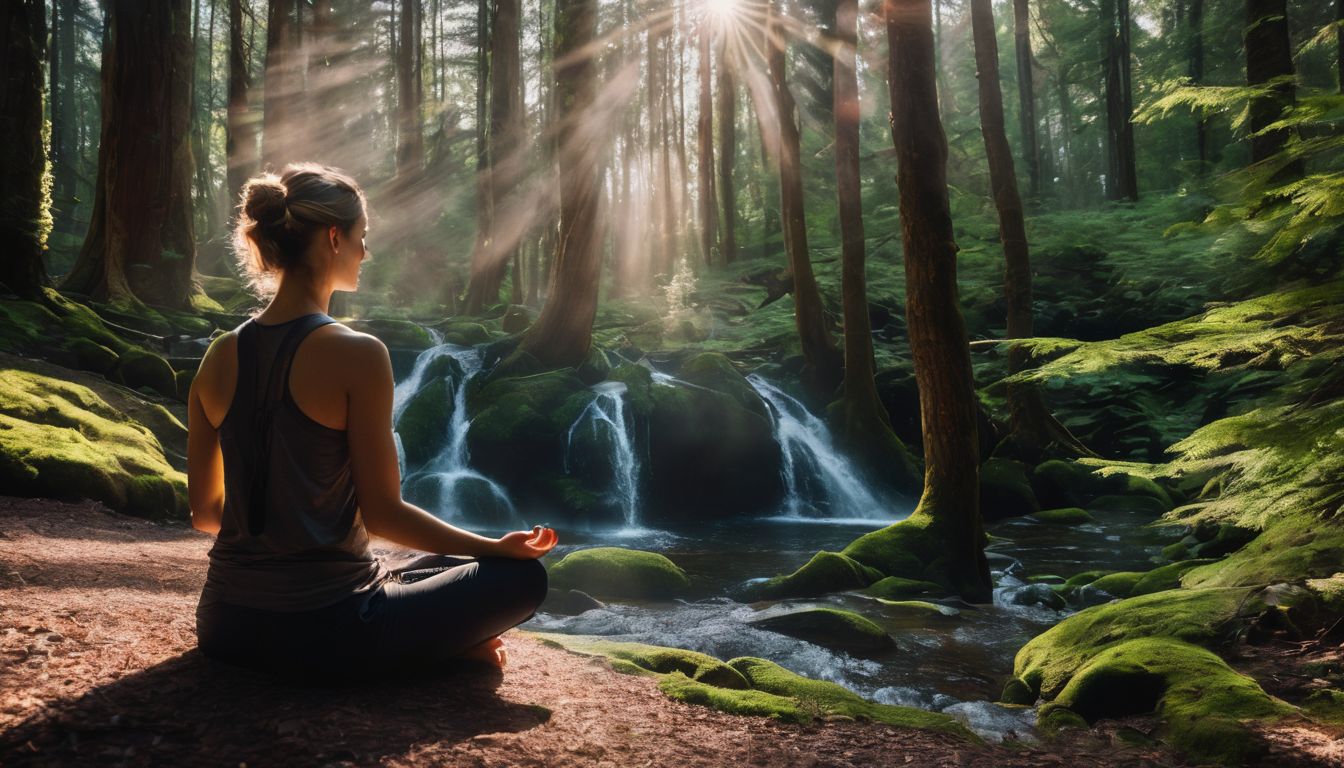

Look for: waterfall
[395,344,517,525]
[746,374,886,519]
[566,381,641,527]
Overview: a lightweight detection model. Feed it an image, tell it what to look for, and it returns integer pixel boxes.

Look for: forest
[1,0,1342,764]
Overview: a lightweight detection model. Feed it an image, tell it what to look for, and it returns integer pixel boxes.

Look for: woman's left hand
[492,525,558,559]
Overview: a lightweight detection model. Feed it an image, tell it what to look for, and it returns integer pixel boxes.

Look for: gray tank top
[202,313,389,611]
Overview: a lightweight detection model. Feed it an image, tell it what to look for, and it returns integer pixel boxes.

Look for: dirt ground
[0,495,1310,767]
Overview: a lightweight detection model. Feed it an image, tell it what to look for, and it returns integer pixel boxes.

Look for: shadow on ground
[1,650,549,766]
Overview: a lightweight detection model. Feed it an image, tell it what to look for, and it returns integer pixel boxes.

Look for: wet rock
[396,377,454,468]
[750,607,896,655]
[980,458,1040,522]
[346,318,435,351]
[1004,583,1068,611]
[548,547,690,601]
[862,576,946,600]
[500,305,533,334]
[676,352,767,418]
[542,588,606,616]
[740,551,882,601]
[1000,677,1036,706]
[875,599,961,619]
[1031,507,1095,526]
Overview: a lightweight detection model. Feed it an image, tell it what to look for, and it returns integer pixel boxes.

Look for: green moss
[1161,542,1192,561]
[64,337,119,374]
[1032,507,1096,525]
[1131,559,1215,597]
[0,369,186,519]
[677,352,766,417]
[441,321,493,346]
[1302,689,1344,724]
[1064,570,1111,588]
[749,608,895,655]
[1183,515,1344,589]
[1014,587,1253,700]
[840,512,943,582]
[742,551,882,600]
[658,674,809,723]
[1086,571,1143,598]
[606,364,654,418]
[1037,705,1088,735]
[112,348,178,400]
[1088,494,1170,516]
[862,576,946,599]
[875,599,961,618]
[1001,677,1036,705]
[344,318,436,350]
[1031,460,1106,509]
[548,547,691,600]
[533,634,747,689]
[979,458,1040,521]
[1053,638,1289,765]
[727,657,976,738]
[396,377,453,467]
[1305,573,1344,616]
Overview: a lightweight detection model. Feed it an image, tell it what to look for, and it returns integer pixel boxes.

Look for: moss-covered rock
[645,375,782,520]
[1302,689,1344,723]
[465,369,593,499]
[979,458,1040,522]
[1037,704,1088,735]
[1130,559,1215,597]
[0,369,187,519]
[533,634,748,688]
[727,657,975,736]
[1088,494,1169,516]
[1306,573,1344,616]
[500,304,533,334]
[1064,569,1111,588]
[657,673,810,723]
[741,551,882,601]
[1085,571,1143,598]
[548,547,691,600]
[1052,638,1289,764]
[749,608,896,655]
[1001,677,1036,705]
[1183,515,1344,589]
[676,352,766,418]
[344,318,436,351]
[396,377,453,468]
[1032,507,1095,525]
[862,576,946,600]
[441,321,493,346]
[840,513,947,584]
[875,599,961,619]
[1030,460,1103,509]
[65,337,119,375]
[111,348,178,400]
[606,364,654,418]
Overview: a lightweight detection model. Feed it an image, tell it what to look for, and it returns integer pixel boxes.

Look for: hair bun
[241,175,288,228]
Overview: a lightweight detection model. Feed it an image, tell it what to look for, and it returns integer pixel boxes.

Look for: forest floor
[0,496,1199,768]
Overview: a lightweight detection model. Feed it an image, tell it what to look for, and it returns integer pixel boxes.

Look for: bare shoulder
[196,330,238,379]
[304,323,392,374]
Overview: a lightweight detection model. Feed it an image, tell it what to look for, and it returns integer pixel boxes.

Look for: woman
[188,163,555,677]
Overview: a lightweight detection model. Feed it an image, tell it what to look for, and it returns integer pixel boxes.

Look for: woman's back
[199,313,387,611]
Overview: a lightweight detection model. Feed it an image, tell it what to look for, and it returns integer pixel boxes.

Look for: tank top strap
[267,313,337,408]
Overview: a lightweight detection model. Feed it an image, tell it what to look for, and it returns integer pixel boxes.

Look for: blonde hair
[233,163,367,297]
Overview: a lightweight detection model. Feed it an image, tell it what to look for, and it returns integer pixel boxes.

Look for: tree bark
[1245,0,1301,179]
[0,0,49,300]
[262,0,299,167]
[520,0,602,368]
[696,17,718,265]
[1188,0,1208,173]
[971,0,1090,461]
[831,0,920,491]
[465,0,522,313]
[64,0,197,310]
[1337,0,1343,95]
[768,2,842,399]
[1012,0,1039,196]
[226,0,257,215]
[395,0,424,177]
[884,0,992,602]
[1102,0,1138,201]
[717,35,738,264]
[49,0,80,234]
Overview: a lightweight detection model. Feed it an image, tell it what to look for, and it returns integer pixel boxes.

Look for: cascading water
[745,374,887,519]
[565,381,641,527]
[394,344,517,525]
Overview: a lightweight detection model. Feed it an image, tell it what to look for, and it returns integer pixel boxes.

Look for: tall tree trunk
[1245,0,1301,179]
[884,0,992,602]
[768,2,842,398]
[1102,0,1138,201]
[696,17,718,265]
[395,0,424,177]
[717,37,738,264]
[520,0,601,368]
[49,0,79,235]
[0,0,49,300]
[226,0,257,213]
[465,0,522,313]
[1012,0,1040,196]
[971,0,1090,460]
[468,0,492,312]
[830,0,920,491]
[262,0,298,167]
[64,0,197,310]
[1188,0,1208,173]
[1337,0,1343,95]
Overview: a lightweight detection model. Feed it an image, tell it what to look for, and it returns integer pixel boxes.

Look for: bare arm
[187,377,224,535]
[345,335,555,558]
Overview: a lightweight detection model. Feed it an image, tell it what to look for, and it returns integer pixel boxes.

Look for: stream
[391,342,1178,742]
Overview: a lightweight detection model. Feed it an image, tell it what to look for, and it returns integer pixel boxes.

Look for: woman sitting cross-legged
[187,162,556,678]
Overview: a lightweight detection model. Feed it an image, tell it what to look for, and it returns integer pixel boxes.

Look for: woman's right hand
[492,526,558,559]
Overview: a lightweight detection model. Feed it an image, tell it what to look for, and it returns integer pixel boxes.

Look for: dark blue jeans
[196,555,548,678]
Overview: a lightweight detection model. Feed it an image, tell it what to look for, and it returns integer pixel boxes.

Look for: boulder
[112,348,178,400]
[862,576,946,600]
[548,547,691,600]
[750,608,896,655]
[1031,507,1095,526]
[345,318,435,351]
[980,458,1040,522]
[875,599,961,619]
[396,377,453,468]
[501,304,533,334]
[466,369,593,496]
[676,352,767,418]
[741,551,881,601]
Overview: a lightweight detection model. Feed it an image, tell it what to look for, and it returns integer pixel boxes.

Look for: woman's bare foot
[460,636,507,669]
